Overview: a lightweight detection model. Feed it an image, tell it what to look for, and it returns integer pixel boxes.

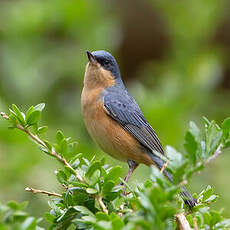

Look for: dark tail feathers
[148,152,197,208]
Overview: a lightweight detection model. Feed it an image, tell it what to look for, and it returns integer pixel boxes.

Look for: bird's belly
[81,87,153,165]
[82,101,148,163]
[84,107,130,161]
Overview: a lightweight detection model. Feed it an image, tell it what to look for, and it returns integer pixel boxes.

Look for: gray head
[86,50,121,79]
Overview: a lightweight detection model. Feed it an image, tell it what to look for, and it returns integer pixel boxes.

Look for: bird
[81,50,197,207]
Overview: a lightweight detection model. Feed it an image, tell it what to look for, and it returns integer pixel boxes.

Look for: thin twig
[96,196,108,214]
[25,187,62,198]
[175,213,192,230]
[1,112,9,120]
[1,112,84,183]
[160,161,169,173]
[62,184,69,191]
[193,217,198,230]
[205,143,223,165]
[1,111,109,214]
[25,128,84,182]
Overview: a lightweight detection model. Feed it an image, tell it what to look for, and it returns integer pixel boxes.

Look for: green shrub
[1,104,230,229]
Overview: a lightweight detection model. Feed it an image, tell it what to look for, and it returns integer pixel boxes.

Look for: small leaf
[166,146,183,169]
[81,215,96,223]
[21,216,37,229]
[45,212,56,223]
[205,194,218,203]
[26,110,41,125]
[111,216,124,229]
[184,131,198,165]
[96,212,110,221]
[104,166,122,183]
[102,180,115,195]
[70,181,88,188]
[34,103,45,112]
[203,116,211,126]
[60,138,68,155]
[215,219,230,228]
[206,121,222,157]
[26,106,34,121]
[74,206,94,217]
[86,188,98,194]
[56,170,67,184]
[202,185,213,201]
[56,130,65,144]
[86,161,101,178]
[12,104,25,126]
[222,117,230,137]
[37,126,48,134]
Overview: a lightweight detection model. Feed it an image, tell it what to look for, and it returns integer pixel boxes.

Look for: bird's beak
[86,51,97,65]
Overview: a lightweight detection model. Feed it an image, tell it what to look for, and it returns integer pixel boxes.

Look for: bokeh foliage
[1,103,230,229]
[0,0,230,226]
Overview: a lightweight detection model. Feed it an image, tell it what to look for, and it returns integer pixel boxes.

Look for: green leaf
[26,106,34,121]
[96,212,110,221]
[203,116,211,126]
[56,170,67,184]
[205,195,218,203]
[86,161,101,178]
[12,104,25,126]
[95,220,111,229]
[222,117,230,138]
[21,216,37,230]
[86,188,98,194]
[34,103,45,112]
[81,215,96,223]
[102,180,115,195]
[32,123,38,133]
[7,200,28,210]
[150,166,166,183]
[202,185,213,201]
[56,130,65,144]
[165,146,183,169]
[184,131,198,165]
[74,206,94,217]
[184,121,202,164]
[104,166,122,183]
[60,138,68,155]
[45,213,56,223]
[70,181,88,188]
[206,121,222,157]
[37,126,48,134]
[26,110,41,125]
[111,216,124,229]
[215,219,230,228]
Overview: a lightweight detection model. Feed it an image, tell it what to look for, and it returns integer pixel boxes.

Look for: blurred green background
[0,0,230,224]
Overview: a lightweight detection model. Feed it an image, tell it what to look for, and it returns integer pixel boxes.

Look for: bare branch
[1,111,84,183]
[175,213,192,230]
[2,110,110,214]
[1,112,9,120]
[193,217,199,230]
[96,196,108,214]
[160,161,169,174]
[25,187,62,198]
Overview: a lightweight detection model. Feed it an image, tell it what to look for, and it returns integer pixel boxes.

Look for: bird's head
[84,50,122,88]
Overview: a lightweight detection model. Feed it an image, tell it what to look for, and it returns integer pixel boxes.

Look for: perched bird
[81,50,196,207]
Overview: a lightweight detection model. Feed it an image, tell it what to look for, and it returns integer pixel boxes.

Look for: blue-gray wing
[104,91,164,155]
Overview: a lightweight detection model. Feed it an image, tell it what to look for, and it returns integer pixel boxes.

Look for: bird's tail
[147,153,197,208]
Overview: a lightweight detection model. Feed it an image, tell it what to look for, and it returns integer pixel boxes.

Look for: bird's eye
[104,60,109,65]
